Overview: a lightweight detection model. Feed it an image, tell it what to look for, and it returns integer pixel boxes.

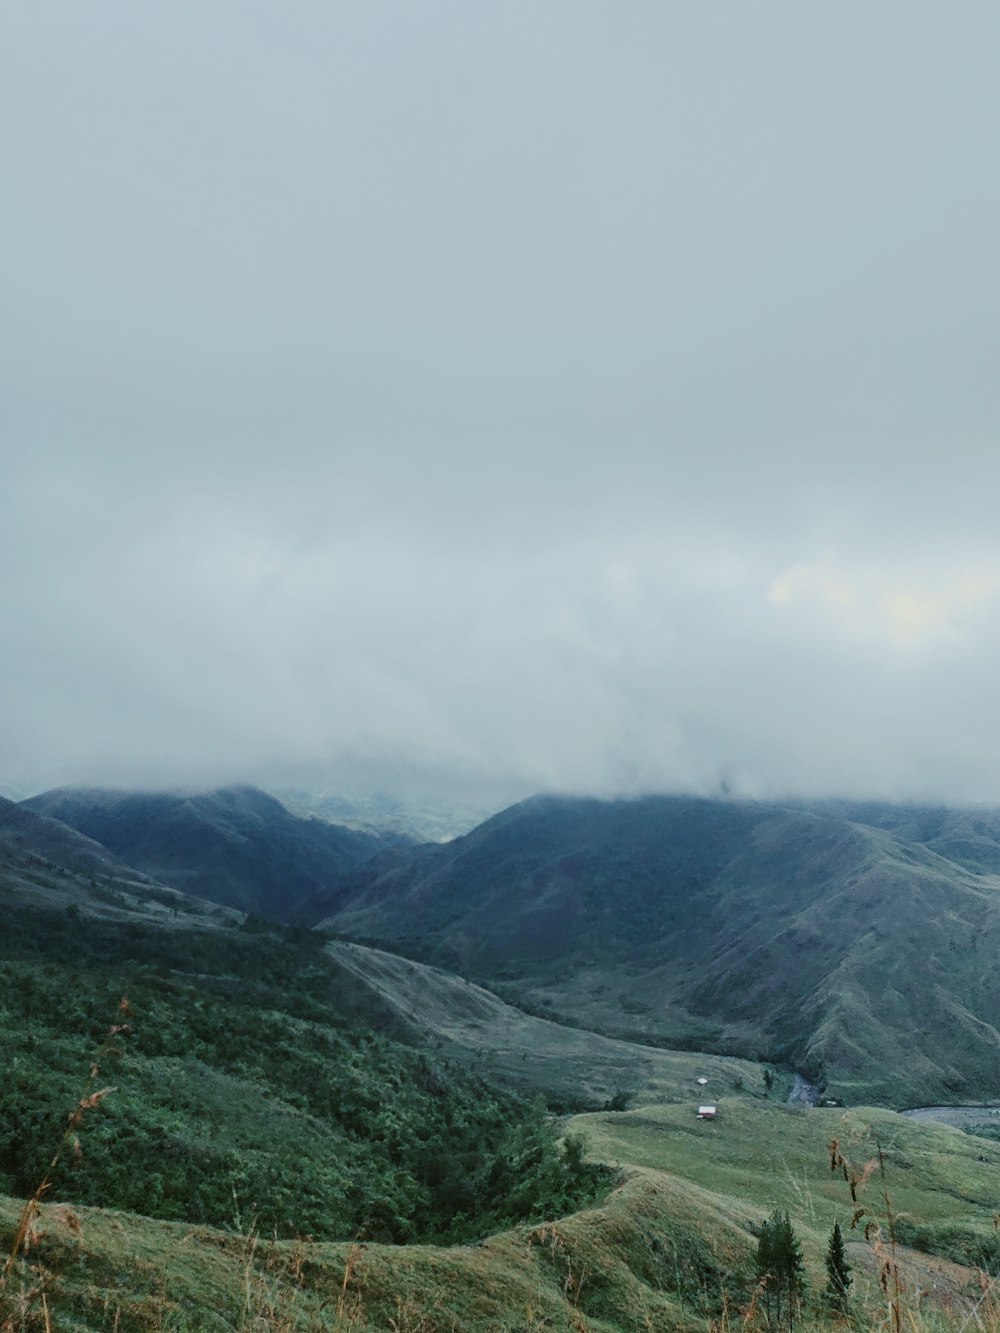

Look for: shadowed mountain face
[1,794,147,883]
[308,794,1000,1106]
[22,784,404,920]
[0,795,235,925]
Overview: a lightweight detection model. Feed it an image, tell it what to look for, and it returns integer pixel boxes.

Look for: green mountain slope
[0,794,232,925]
[0,899,607,1249]
[5,1098,996,1332]
[324,939,776,1110]
[311,795,1000,1106]
[0,794,786,1281]
[306,794,760,965]
[21,784,404,919]
[0,802,615,1248]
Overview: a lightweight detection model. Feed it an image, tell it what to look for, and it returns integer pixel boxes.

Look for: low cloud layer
[3,3,1000,806]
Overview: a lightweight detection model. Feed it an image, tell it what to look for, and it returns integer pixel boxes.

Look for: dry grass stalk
[334,1241,366,1330]
[0,997,130,1329]
[830,1136,906,1333]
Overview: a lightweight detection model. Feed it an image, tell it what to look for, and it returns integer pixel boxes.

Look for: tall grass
[825,1132,1000,1333]
[0,998,129,1332]
[7,1013,1000,1333]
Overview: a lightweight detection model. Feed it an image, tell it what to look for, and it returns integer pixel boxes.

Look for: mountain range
[13,783,1000,1106]
[305,793,1000,1106]
[7,780,1000,1330]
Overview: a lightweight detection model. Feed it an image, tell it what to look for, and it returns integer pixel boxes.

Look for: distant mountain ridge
[799,798,1000,877]
[308,792,1000,1106]
[22,783,405,919]
[274,787,497,843]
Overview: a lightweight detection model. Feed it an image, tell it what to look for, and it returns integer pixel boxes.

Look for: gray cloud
[3,2,1000,805]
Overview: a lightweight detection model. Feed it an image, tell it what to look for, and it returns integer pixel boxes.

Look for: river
[900,1104,1000,1130]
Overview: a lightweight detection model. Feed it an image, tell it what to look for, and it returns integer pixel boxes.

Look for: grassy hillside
[572,1100,1000,1249]
[324,939,779,1110]
[0,1168,745,1333]
[569,1098,1000,1302]
[22,785,403,919]
[5,1098,998,1331]
[311,795,1000,1106]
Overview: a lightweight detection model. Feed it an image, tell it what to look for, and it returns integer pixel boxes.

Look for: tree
[824,1220,852,1314]
[754,1210,806,1329]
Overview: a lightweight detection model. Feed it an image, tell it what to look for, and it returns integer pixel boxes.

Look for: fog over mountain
[3,3,999,802]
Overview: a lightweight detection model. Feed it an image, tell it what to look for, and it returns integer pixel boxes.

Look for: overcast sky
[3,2,1000,807]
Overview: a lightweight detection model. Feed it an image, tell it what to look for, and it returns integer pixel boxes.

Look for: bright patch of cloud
[768,560,1000,648]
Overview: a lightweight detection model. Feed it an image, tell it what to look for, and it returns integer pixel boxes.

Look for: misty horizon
[9,766,1000,825]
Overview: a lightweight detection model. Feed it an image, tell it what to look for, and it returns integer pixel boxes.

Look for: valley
[323,938,776,1109]
[4,784,1000,1331]
[308,793,1000,1106]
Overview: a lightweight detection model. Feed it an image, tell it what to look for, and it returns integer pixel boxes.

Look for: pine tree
[755,1210,806,1329]
[824,1220,852,1314]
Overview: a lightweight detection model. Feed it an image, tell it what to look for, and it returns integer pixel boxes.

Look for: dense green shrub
[0,906,607,1243]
